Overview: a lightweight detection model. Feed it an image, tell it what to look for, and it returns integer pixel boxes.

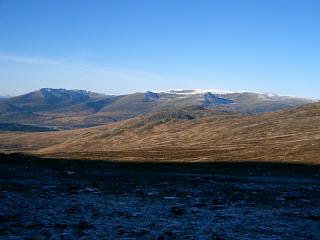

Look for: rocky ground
[0,156,320,239]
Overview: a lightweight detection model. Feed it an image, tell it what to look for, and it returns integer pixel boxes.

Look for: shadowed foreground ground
[0,154,320,239]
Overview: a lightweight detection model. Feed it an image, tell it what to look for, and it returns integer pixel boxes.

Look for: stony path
[0,162,320,239]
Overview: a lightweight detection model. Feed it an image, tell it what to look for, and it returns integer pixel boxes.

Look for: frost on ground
[0,158,320,240]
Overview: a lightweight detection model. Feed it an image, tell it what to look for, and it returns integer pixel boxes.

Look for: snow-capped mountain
[156,89,314,101]
[159,89,235,95]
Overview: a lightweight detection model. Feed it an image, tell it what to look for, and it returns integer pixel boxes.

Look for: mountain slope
[0,103,319,163]
[0,95,11,99]
[0,88,121,128]
[1,88,108,112]
[0,123,57,132]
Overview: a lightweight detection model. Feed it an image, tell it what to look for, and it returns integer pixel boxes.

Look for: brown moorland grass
[0,103,319,163]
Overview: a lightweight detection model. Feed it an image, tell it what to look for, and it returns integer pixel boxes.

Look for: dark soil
[0,154,320,239]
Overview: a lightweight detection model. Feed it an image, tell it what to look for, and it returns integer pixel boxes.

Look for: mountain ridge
[0,88,316,130]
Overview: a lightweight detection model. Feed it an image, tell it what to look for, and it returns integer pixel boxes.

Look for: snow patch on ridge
[155,89,316,101]
[159,89,235,95]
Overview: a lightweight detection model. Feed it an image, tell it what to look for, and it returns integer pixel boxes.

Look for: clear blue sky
[0,0,319,98]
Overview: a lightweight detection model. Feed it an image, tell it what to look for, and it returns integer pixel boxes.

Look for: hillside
[0,88,314,129]
[0,95,11,99]
[0,103,319,163]
[0,123,57,132]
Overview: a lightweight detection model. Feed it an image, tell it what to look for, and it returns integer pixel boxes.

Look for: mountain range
[0,88,319,163]
[0,88,315,130]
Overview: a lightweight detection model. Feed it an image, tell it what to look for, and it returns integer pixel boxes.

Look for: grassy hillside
[0,103,319,163]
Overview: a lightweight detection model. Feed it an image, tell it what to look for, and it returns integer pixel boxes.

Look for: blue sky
[0,0,319,98]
